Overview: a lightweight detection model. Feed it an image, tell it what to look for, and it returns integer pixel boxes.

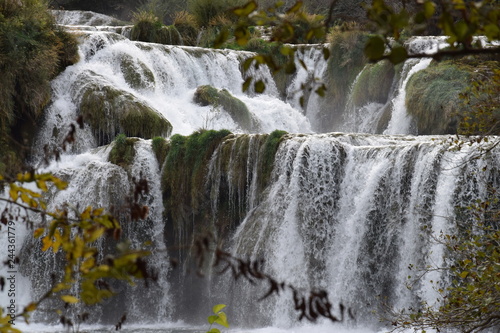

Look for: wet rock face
[76,70,172,144]
[193,85,260,132]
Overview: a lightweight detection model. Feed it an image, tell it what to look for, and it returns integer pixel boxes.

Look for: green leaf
[212,304,226,314]
[215,312,229,328]
[243,58,254,71]
[322,47,330,61]
[61,295,79,304]
[423,1,436,19]
[235,26,251,46]
[364,36,385,60]
[460,271,469,279]
[213,28,230,49]
[280,45,294,56]
[286,1,303,14]
[284,61,297,74]
[234,1,257,17]
[207,315,219,324]
[207,329,220,333]
[254,80,266,93]
[242,78,252,92]
[315,84,326,97]
[388,46,408,64]
[454,21,469,41]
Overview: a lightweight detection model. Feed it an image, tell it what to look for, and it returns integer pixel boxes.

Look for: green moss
[131,16,183,45]
[78,75,172,144]
[151,136,169,167]
[108,134,137,168]
[120,55,155,90]
[406,59,474,135]
[130,17,162,42]
[260,130,288,190]
[162,129,232,227]
[194,85,258,132]
[351,60,395,107]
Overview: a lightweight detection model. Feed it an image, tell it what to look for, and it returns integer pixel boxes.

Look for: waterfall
[383,58,432,135]
[17,141,172,324]
[225,134,500,329]
[36,20,311,160]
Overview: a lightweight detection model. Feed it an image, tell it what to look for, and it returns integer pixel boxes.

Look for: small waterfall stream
[2,9,497,333]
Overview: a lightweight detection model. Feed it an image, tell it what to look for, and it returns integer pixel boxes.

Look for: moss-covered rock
[193,85,258,132]
[260,130,288,190]
[77,71,172,145]
[108,134,138,168]
[120,54,155,90]
[131,18,183,45]
[161,129,233,234]
[351,60,395,107]
[405,59,475,135]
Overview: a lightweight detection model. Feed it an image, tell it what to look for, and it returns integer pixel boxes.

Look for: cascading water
[212,134,500,330]
[17,142,171,325]
[3,9,497,333]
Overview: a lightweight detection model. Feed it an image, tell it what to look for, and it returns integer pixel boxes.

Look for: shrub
[173,10,199,45]
[131,9,183,45]
[0,0,79,174]
[277,10,325,44]
[130,9,162,42]
[187,0,245,27]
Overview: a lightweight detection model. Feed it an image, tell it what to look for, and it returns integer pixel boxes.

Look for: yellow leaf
[9,187,18,202]
[61,295,79,304]
[52,230,62,253]
[53,178,68,190]
[33,228,45,238]
[20,193,30,205]
[24,303,37,312]
[80,257,95,273]
[86,227,105,243]
[81,206,92,220]
[52,283,70,292]
[41,236,52,252]
[73,236,84,259]
[36,180,48,192]
[97,265,110,272]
